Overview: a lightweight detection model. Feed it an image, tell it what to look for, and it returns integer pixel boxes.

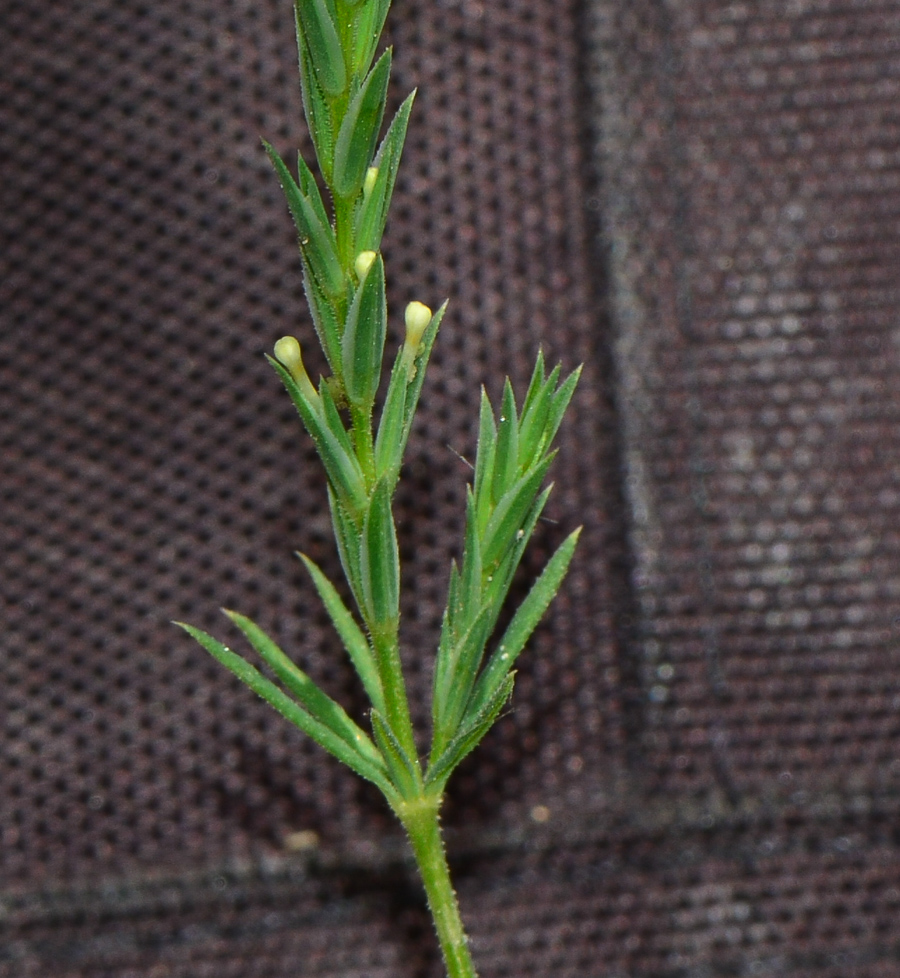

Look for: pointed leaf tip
[297,551,386,715]
[333,49,392,200]
[295,0,347,97]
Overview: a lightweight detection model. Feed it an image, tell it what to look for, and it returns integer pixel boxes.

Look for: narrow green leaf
[333,49,392,200]
[519,348,546,424]
[446,559,462,629]
[472,388,497,529]
[373,345,408,484]
[175,622,396,799]
[481,484,552,620]
[360,478,399,628]
[319,378,358,463]
[355,91,415,253]
[298,553,386,715]
[303,268,343,375]
[426,673,515,796]
[295,0,346,97]
[295,10,335,179]
[342,253,387,411]
[328,484,365,609]
[431,603,454,733]
[371,709,420,797]
[491,379,520,505]
[351,0,392,76]
[518,363,561,469]
[264,141,343,297]
[469,528,581,716]
[222,609,382,765]
[268,355,368,514]
[538,364,582,459]
[482,456,554,571]
[435,603,495,753]
[319,0,339,29]
[458,488,483,621]
[271,355,361,505]
[296,152,332,233]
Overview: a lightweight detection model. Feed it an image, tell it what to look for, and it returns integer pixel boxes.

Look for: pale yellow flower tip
[354,250,377,279]
[363,166,379,198]
[401,301,433,380]
[274,336,318,403]
[274,335,303,371]
[404,301,432,346]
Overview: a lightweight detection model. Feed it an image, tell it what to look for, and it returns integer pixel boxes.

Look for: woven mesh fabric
[592,0,900,809]
[3,0,900,974]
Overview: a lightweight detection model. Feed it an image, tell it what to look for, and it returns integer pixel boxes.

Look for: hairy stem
[334,193,356,272]
[371,627,419,766]
[350,401,376,486]
[400,798,479,978]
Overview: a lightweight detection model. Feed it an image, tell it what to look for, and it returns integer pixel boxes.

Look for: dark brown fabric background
[2,0,900,974]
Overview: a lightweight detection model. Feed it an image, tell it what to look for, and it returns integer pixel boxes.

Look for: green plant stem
[334,193,356,271]
[400,797,479,978]
[350,402,376,484]
[371,628,419,763]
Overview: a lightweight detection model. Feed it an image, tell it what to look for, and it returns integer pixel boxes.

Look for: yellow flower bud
[274,335,301,371]
[354,250,377,279]
[404,301,432,345]
[274,336,319,405]
[363,166,379,198]
[401,301,433,379]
